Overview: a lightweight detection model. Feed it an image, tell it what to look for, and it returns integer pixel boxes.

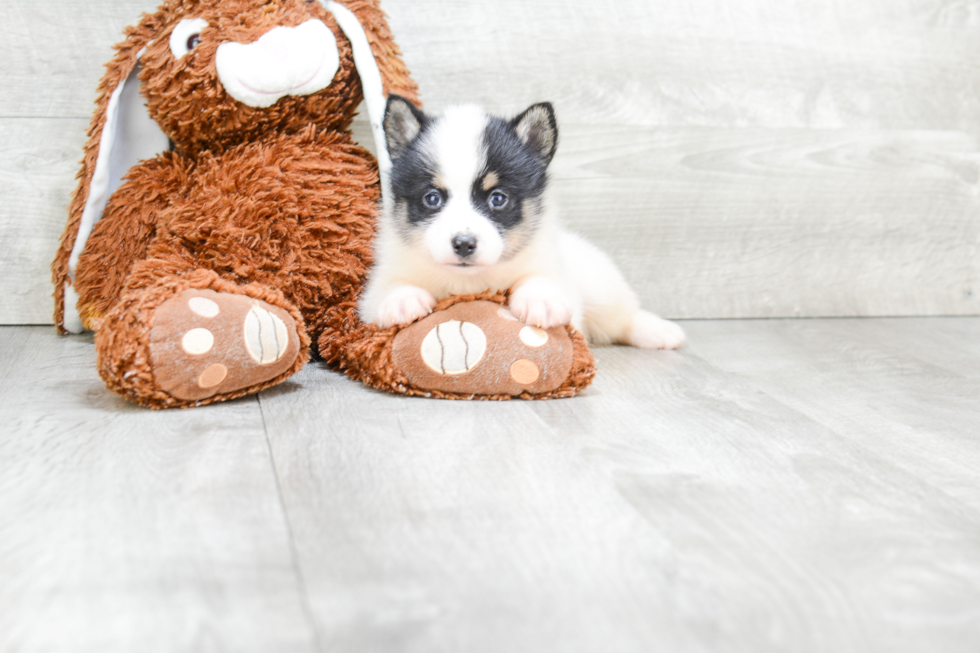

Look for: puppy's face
[383,97,558,271]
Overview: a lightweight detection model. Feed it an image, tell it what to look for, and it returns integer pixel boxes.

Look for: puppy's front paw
[629,311,685,350]
[375,285,437,328]
[509,278,573,329]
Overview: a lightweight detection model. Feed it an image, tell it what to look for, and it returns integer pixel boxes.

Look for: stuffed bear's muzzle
[215,19,340,109]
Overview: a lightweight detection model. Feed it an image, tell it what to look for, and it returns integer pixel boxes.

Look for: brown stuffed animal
[52,0,595,408]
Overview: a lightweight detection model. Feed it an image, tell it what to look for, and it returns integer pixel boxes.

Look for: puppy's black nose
[452,235,478,258]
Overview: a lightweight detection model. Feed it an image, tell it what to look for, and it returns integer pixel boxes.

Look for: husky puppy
[359,96,685,350]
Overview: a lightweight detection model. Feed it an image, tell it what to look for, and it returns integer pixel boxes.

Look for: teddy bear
[51,0,595,409]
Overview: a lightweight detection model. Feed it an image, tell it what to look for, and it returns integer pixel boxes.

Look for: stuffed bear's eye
[488,190,509,210]
[423,190,443,209]
[170,18,209,60]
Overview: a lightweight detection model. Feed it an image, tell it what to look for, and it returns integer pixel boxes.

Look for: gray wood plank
[0,118,89,325]
[0,0,155,118]
[0,327,319,653]
[684,317,980,510]
[552,127,980,319]
[258,321,980,653]
[390,0,980,133]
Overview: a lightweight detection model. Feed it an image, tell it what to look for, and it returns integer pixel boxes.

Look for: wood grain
[389,0,980,133]
[0,327,319,653]
[4,0,980,324]
[684,317,980,509]
[551,127,980,318]
[4,318,980,650]
[0,119,89,325]
[0,1,154,118]
[256,319,980,653]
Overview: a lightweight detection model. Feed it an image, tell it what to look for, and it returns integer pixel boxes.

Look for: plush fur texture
[361,98,686,350]
[51,0,595,407]
[52,0,417,408]
[320,290,595,400]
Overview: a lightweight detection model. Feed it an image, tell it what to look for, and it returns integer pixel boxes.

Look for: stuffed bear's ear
[320,0,421,208]
[511,103,559,166]
[53,14,171,333]
[383,95,426,160]
[327,0,419,104]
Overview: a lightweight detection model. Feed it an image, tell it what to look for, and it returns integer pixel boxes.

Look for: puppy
[359,96,685,350]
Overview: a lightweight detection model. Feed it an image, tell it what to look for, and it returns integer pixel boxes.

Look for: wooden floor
[2,319,980,652]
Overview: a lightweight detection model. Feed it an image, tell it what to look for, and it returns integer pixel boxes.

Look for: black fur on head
[474,111,554,230]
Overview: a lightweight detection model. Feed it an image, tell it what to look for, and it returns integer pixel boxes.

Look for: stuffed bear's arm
[71,154,190,331]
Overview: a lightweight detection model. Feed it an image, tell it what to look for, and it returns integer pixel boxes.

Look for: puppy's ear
[511,103,558,166]
[384,95,426,160]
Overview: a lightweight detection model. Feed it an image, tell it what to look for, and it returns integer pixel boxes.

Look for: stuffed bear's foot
[391,300,576,396]
[96,270,309,409]
[319,292,596,400]
[148,289,302,402]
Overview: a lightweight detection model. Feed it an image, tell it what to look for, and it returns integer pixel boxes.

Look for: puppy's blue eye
[186,34,201,50]
[423,190,443,209]
[489,191,508,209]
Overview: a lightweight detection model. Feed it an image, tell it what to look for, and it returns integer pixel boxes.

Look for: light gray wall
[2,0,978,324]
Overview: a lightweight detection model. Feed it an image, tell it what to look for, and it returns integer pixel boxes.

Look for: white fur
[509,274,573,330]
[375,284,437,327]
[361,106,685,350]
[421,106,507,267]
[363,203,684,349]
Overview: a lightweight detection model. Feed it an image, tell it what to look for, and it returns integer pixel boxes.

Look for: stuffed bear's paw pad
[244,305,292,364]
[420,320,488,375]
[149,289,301,401]
[391,301,575,397]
